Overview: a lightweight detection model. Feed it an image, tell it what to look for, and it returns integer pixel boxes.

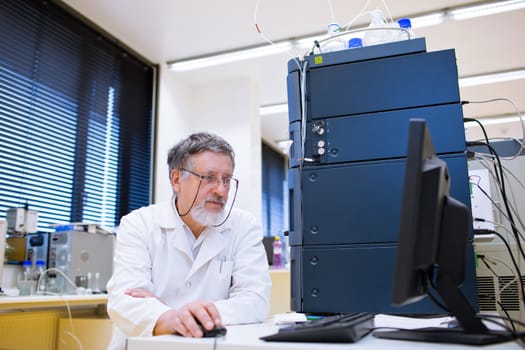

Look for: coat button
[186,281,192,288]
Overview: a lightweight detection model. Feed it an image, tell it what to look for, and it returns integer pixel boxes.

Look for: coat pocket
[207,258,233,299]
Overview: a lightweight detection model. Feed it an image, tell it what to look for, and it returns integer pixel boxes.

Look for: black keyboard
[260,312,375,343]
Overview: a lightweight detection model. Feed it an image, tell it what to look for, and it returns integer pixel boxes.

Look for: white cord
[475,154,525,235]
[327,0,335,24]
[381,0,394,23]
[470,175,525,242]
[300,60,309,164]
[482,255,519,309]
[343,0,371,31]
[253,0,303,73]
[36,267,85,350]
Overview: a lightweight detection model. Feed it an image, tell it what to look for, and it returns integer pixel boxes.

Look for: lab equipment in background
[0,219,6,294]
[48,225,114,294]
[92,272,102,294]
[272,236,284,269]
[7,206,38,235]
[314,10,415,55]
[287,37,477,314]
[18,260,35,295]
[5,232,49,266]
[34,260,46,293]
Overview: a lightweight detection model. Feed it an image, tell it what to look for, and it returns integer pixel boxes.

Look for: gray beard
[190,201,224,227]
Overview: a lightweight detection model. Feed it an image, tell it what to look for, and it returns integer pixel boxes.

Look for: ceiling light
[259,103,288,115]
[167,42,293,72]
[410,12,446,28]
[468,115,523,126]
[459,68,525,87]
[449,0,525,21]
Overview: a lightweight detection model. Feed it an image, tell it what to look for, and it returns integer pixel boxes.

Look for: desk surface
[0,294,107,309]
[127,315,522,350]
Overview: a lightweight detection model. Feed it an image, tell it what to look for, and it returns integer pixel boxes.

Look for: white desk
[127,315,522,350]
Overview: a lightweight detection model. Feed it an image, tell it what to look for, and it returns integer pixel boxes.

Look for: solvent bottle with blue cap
[397,18,415,40]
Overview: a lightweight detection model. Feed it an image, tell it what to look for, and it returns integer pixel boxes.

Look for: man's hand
[153,301,222,338]
[124,287,165,303]
[125,288,157,299]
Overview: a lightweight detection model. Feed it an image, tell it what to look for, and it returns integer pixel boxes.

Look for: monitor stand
[374,276,515,345]
[374,327,514,345]
[376,201,515,345]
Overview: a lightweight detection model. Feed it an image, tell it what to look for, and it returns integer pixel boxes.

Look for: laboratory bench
[0,269,290,350]
[0,293,112,350]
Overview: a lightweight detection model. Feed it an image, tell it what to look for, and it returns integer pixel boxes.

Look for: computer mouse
[196,320,227,337]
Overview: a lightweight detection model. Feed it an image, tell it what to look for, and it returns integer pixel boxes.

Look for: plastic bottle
[46,275,59,294]
[272,236,284,269]
[18,260,34,295]
[363,9,393,47]
[92,272,101,294]
[397,18,415,40]
[35,260,46,293]
[322,23,346,53]
[22,260,32,280]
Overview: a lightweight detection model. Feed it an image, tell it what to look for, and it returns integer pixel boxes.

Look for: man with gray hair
[106,132,271,350]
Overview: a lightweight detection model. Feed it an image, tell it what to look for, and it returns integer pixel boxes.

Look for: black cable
[480,313,525,329]
[467,141,525,261]
[477,256,517,332]
[463,117,502,186]
[426,286,450,313]
[425,270,451,313]
[479,256,499,279]
[496,301,516,333]
[476,229,525,309]
[473,187,525,242]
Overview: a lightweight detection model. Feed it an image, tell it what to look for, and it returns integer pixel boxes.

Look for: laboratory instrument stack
[287,37,478,314]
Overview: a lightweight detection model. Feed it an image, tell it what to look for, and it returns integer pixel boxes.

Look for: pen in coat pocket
[219,256,226,273]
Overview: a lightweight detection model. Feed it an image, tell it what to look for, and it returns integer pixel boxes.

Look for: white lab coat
[106,200,271,350]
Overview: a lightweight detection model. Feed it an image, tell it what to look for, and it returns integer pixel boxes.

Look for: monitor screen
[374,119,513,345]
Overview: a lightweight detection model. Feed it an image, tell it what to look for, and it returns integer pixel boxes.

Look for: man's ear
[170,169,181,193]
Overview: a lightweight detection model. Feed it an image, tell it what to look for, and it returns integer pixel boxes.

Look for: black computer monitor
[374,119,513,345]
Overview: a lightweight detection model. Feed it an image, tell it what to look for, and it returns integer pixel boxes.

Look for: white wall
[153,65,193,202]
[465,120,524,143]
[154,71,263,223]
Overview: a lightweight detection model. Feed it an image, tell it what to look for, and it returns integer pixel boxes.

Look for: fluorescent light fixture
[167,41,293,72]
[259,103,288,115]
[467,115,523,126]
[410,12,446,28]
[459,68,525,87]
[449,0,525,21]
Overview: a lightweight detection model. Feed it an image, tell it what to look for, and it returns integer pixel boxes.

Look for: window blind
[0,0,156,231]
